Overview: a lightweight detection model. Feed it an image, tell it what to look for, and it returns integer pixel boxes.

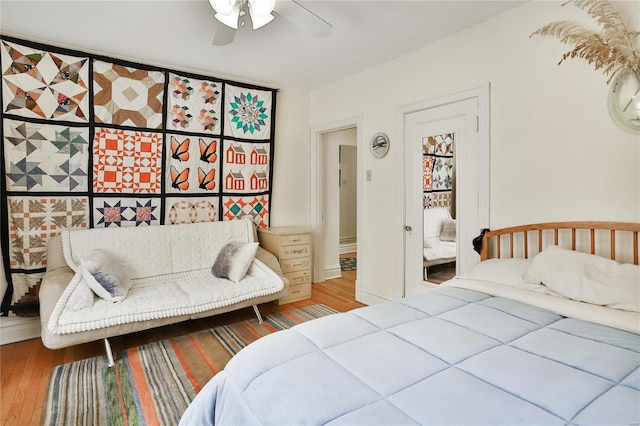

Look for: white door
[403,96,487,297]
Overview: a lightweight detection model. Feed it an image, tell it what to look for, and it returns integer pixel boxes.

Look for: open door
[402,89,489,297]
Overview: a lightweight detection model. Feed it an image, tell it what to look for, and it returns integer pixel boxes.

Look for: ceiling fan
[208,0,332,46]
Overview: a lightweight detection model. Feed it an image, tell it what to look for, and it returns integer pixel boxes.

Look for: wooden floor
[0,269,362,426]
[425,262,456,285]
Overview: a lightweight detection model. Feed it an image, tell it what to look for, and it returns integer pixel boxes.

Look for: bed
[180,221,640,425]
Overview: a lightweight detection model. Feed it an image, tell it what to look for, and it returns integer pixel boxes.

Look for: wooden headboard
[479,222,640,265]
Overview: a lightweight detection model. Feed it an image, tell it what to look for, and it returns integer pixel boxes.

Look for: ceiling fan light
[209,0,236,15]
[249,10,275,29]
[215,9,240,29]
[248,0,275,16]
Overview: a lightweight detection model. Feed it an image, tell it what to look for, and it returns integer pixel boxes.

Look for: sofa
[423,207,457,277]
[39,218,288,363]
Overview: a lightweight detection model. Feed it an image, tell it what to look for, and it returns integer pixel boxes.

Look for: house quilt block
[0,36,276,317]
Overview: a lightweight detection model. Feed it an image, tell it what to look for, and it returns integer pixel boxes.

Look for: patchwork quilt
[180,284,640,425]
[0,36,277,316]
[423,133,453,210]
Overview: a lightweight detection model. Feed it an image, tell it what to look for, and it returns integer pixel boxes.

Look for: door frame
[310,116,363,299]
[396,85,490,295]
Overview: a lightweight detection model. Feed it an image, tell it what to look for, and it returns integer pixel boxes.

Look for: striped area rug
[43,304,337,426]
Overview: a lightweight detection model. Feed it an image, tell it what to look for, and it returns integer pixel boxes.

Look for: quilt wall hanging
[422,133,454,212]
[0,36,277,317]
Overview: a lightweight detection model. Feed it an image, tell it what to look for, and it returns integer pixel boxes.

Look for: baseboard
[339,243,357,254]
[0,316,41,345]
[422,281,439,289]
[358,288,392,305]
[325,264,342,280]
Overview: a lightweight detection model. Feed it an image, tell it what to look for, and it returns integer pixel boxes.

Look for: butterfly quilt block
[165,134,220,194]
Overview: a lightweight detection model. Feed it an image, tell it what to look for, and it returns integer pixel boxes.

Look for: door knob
[404,225,412,231]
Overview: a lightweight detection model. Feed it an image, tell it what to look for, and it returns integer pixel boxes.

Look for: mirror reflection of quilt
[0,36,277,316]
[180,286,640,425]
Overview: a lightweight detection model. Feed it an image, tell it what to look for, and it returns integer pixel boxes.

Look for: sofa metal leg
[252,305,263,324]
[104,338,115,367]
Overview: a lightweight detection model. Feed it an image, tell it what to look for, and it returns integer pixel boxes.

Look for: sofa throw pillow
[440,218,457,242]
[80,250,132,303]
[212,242,259,282]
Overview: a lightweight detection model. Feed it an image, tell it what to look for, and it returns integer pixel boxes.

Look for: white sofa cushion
[61,218,255,278]
[423,238,456,261]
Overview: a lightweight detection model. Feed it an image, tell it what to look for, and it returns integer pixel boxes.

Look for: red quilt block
[93,128,162,193]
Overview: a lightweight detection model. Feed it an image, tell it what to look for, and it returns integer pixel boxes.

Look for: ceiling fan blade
[274,0,332,38]
[212,22,236,46]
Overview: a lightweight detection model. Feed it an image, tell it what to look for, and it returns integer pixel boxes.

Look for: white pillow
[524,246,640,312]
[465,258,533,286]
[81,250,132,303]
[423,207,450,242]
[211,242,259,282]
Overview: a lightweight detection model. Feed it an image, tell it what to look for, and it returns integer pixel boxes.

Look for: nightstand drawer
[280,257,311,273]
[284,270,311,286]
[281,233,311,246]
[280,244,311,260]
[276,282,311,304]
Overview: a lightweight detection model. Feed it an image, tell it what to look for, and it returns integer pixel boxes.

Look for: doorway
[310,117,363,301]
[400,86,489,297]
[322,128,357,280]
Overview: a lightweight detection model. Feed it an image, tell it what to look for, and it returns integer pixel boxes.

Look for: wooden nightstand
[257,226,312,305]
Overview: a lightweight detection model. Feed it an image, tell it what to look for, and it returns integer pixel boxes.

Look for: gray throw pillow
[440,218,457,242]
[212,242,259,282]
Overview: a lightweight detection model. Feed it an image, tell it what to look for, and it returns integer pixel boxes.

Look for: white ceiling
[0,0,524,89]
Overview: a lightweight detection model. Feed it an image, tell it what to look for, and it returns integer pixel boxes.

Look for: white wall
[269,87,312,227]
[340,145,357,243]
[309,1,640,302]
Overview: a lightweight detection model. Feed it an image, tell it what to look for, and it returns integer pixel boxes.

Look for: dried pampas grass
[531,0,639,83]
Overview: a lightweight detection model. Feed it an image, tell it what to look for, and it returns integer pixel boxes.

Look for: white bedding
[452,251,640,334]
[443,278,640,334]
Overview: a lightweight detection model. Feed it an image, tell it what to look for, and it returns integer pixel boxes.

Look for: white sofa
[39,218,287,362]
[423,207,457,277]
